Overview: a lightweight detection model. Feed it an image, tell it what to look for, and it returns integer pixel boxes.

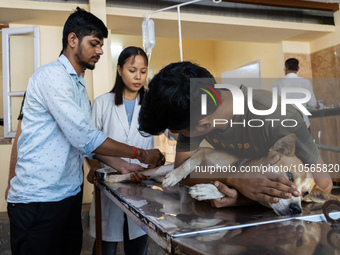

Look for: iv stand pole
[146,0,205,62]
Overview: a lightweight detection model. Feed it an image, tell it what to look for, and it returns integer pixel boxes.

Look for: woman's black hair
[110,46,148,106]
[62,7,108,52]
[138,61,218,136]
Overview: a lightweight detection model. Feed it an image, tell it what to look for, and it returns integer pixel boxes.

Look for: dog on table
[106,134,340,216]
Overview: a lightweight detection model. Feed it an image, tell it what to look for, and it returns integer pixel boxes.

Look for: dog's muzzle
[289,203,302,214]
[270,197,302,216]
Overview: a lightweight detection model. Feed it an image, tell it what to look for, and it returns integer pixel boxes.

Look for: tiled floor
[0,211,11,255]
[0,204,165,255]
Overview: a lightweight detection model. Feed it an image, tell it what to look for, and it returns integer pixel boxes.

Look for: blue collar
[58,54,85,87]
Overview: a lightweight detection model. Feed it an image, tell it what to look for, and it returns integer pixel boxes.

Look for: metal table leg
[95,182,102,255]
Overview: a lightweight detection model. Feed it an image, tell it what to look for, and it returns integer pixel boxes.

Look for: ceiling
[105,14,335,43]
[105,0,337,43]
[220,0,339,12]
[0,1,338,43]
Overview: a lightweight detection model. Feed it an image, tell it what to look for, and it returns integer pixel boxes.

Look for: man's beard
[83,61,95,70]
[75,45,96,70]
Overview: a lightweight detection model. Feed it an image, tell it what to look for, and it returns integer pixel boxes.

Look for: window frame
[2,26,40,138]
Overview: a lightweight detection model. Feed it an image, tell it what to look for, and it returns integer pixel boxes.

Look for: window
[1,26,40,138]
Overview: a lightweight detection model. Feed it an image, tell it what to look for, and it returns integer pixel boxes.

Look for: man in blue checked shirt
[6,7,164,255]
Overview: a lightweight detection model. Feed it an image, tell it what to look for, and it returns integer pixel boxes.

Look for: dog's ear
[305,185,340,203]
[269,134,296,156]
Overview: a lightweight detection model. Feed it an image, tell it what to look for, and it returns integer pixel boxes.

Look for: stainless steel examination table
[94,179,340,255]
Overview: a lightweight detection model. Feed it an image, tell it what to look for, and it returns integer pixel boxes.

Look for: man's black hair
[138,61,218,136]
[285,58,299,71]
[62,7,108,52]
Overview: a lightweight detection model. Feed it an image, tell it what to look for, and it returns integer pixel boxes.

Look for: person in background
[138,61,332,209]
[273,58,319,132]
[6,8,163,255]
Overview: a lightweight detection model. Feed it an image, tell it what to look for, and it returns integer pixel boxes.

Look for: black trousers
[7,192,83,255]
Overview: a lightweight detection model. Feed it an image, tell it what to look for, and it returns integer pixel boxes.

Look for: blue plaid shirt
[7,55,107,203]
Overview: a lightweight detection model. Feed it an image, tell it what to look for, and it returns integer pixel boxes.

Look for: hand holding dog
[87,168,99,184]
[141,148,165,168]
[223,154,300,204]
[120,163,149,182]
[87,156,150,183]
[210,181,256,208]
[120,162,146,174]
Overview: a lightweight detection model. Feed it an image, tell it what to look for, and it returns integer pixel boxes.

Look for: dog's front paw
[189,184,225,201]
[162,170,183,187]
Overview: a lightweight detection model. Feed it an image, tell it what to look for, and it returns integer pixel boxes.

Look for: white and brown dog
[106,134,339,216]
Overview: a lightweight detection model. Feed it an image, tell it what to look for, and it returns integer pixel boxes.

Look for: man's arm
[85,158,102,184]
[291,111,332,191]
[173,133,203,169]
[5,120,22,199]
[6,93,25,199]
[174,149,223,187]
[312,154,333,193]
[86,156,147,182]
[93,138,164,168]
[174,150,191,168]
[93,155,148,182]
[175,150,212,187]
[34,69,164,168]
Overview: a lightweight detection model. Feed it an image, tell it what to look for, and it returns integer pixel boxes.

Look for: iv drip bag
[142,18,155,54]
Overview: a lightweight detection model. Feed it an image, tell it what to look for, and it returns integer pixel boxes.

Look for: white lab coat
[89,92,153,241]
[273,73,317,128]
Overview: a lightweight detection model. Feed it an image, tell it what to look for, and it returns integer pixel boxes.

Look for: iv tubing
[147,52,152,79]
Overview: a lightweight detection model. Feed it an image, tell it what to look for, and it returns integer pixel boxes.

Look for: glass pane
[10,96,23,132]
[9,32,34,92]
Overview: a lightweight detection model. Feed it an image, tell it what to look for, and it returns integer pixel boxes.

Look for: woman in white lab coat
[88,46,156,255]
